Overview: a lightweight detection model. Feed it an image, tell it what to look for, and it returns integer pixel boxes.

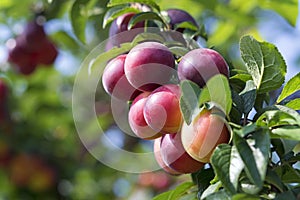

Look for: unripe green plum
[128,92,162,139]
[124,42,176,91]
[160,132,204,174]
[102,54,141,101]
[144,84,182,133]
[178,48,229,87]
[181,108,230,163]
[153,137,181,175]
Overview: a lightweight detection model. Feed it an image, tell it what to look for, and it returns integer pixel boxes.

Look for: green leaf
[274,190,297,200]
[232,193,260,200]
[256,105,300,128]
[210,144,244,194]
[51,31,81,53]
[174,21,198,31]
[239,80,256,114]
[234,123,257,138]
[89,42,133,73]
[200,181,222,199]
[107,0,160,11]
[285,98,300,110]
[128,11,166,29]
[271,126,300,141]
[169,46,190,57]
[70,0,90,43]
[131,32,165,45]
[180,80,201,125]
[276,164,300,183]
[103,5,141,28]
[240,35,286,94]
[229,73,252,92]
[265,168,286,193]
[260,0,298,27]
[277,72,300,103]
[204,190,231,200]
[152,182,195,200]
[199,74,232,116]
[233,129,270,191]
[191,167,215,195]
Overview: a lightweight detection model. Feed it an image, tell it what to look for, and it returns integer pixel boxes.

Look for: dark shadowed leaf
[239,80,256,114]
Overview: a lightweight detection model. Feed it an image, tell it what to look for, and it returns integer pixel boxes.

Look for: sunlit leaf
[128,11,166,29]
[285,98,300,110]
[199,74,232,116]
[211,144,244,194]
[233,129,270,191]
[107,0,160,11]
[70,0,90,43]
[240,35,286,94]
[271,126,300,141]
[152,182,195,200]
[277,72,300,103]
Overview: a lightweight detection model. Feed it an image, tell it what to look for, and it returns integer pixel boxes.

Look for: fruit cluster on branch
[102,7,230,175]
[7,17,58,75]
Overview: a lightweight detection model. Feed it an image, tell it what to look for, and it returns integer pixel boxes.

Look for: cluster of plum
[102,8,230,175]
[7,18,58,75]
[102,40,230,175]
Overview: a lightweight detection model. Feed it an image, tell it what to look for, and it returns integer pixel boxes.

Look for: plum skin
[181,108,230,163]
[166,9,198,32]
[128,92,162,140]
[124,42,175,91]
[160,132,204,174]
[178,48,229,87]
[143,84,182,133]
[153,137,182,175]
[102,54,141,101]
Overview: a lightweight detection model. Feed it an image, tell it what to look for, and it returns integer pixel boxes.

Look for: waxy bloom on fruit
[153,137,181,175]
[102,54,141,101]
[178,48,229,87]
[160,132,204,173]
[124,42,176,91]
[144,84,182,133]
[128,92,162,139]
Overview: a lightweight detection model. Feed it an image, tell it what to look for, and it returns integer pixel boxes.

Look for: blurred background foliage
[0,0,298,199]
